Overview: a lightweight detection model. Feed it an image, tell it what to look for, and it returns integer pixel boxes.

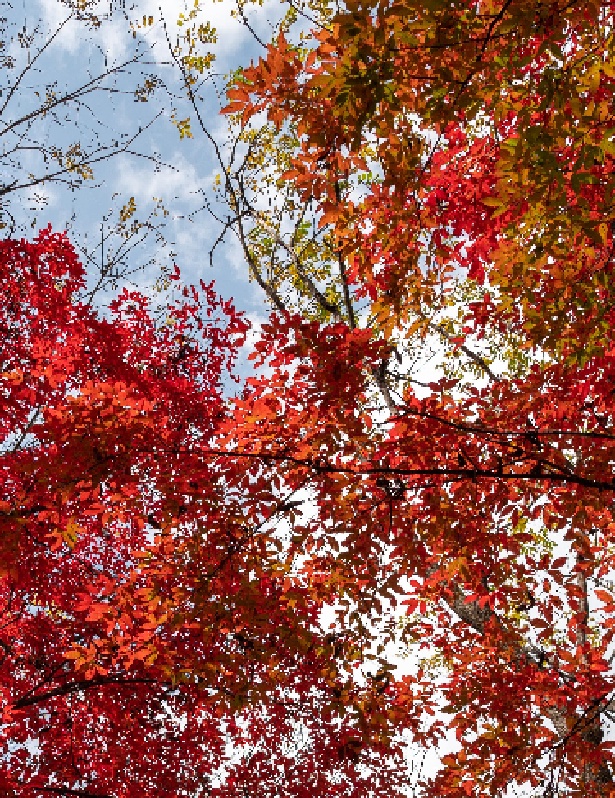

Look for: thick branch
[36,788,114,798]
[13,676,159,709]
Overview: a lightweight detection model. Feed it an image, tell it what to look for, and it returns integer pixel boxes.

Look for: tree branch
[13,676,159,709]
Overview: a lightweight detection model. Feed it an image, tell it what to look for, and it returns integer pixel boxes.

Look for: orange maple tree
[214,0,615,795]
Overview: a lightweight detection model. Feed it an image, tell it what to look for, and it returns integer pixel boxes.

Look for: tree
[0,229,412,797]
[210,0,615,795]
[7,1,615,798]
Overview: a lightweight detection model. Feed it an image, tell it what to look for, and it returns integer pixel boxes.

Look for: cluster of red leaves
[0,230,411,798]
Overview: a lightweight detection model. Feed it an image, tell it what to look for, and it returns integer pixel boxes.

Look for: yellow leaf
[60,519,81,550]
[119,196,137,222]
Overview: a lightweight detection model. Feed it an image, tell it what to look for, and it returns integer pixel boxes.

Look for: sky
[1,0,280,325]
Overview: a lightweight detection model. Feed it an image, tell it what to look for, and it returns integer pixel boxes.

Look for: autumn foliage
[5,0,615,796]
[0,230,409,797]
[221,0,615,795]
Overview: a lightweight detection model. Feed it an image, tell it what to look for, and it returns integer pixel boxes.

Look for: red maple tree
[0,230,410,797]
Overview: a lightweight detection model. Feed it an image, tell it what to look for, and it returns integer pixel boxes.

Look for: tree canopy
[3,1,615,796]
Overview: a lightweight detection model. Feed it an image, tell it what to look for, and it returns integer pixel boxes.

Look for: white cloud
[114,149,201,204]
[135,0,276,64]
[35,0,130,65]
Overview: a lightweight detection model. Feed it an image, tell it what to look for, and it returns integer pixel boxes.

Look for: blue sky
[1,0,283,326]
